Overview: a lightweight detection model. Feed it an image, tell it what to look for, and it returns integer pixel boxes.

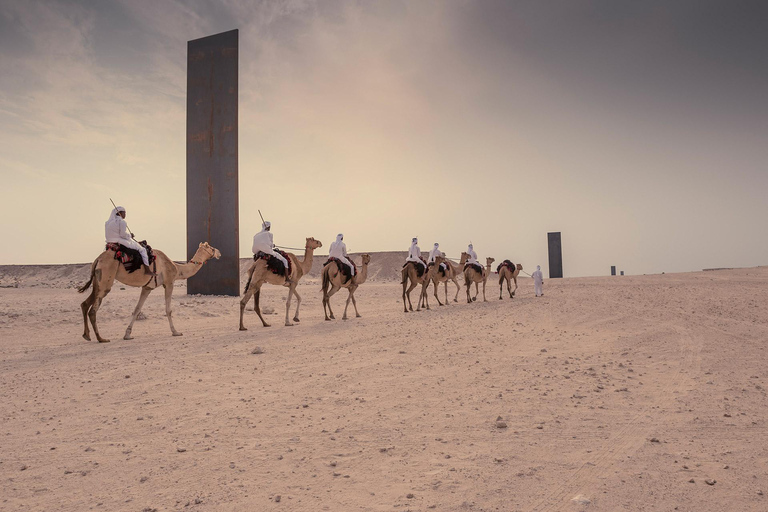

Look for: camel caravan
[77,209,529,342]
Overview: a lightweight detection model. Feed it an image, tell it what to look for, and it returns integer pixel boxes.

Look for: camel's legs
[474,281,479,301]
[239,282,258,331]
[343,290,352,320]
[325,285,340,320]
[402,277,412,313]
[482,279,487,302]
[88,273,114,343]
[350,289,361,318]
[284,285,296,327]
[453,278,460,302]
[163,284,182,336]
[466,276,472,304]
[407,281,420,311]
[420,282,430,310]
[433,280,444,307]
[88,293,111,343]
[512,277,518,297]
[292,288,302,323]
[254,289,271,327]
[81,290,96,341]
[124,287,153,340]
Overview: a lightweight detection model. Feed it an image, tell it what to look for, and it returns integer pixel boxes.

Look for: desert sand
[1,256,767,511]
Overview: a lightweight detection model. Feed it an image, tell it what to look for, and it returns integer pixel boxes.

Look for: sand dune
[1,263,767,511]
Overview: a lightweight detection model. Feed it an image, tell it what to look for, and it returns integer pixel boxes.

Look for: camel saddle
[403,258,427,277]
[427,261,446,277]
[464,262,484,274]
[324,257,356,282]
[254,249,292,278]
[106,241,155,274]
[496,260,515,274]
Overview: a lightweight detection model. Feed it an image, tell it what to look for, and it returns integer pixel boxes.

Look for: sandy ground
[1,261,767,511]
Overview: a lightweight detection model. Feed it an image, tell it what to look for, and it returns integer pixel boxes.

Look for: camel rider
[405,238,426,273]
[105,206,154,276]
[252,221,291,279]
[428,243,447,274]
[329,233,355,277]
[533,265,544,297]
[466,243,483,273]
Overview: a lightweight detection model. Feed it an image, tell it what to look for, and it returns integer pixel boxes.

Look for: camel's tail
[77,260,98,293]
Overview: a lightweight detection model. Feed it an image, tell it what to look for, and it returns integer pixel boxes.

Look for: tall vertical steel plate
[548,232,563,279]
[186,30,239,295]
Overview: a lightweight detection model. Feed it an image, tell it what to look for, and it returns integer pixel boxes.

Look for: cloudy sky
[1,0,766,276]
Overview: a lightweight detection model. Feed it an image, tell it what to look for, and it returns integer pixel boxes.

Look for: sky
[1,0,766,276]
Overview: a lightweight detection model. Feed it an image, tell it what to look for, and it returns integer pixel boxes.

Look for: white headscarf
[336,234,344,242]
[537,265,541,271]
[107,206,125,223]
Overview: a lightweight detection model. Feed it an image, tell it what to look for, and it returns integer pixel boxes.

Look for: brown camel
[321,254,370,320]
[402,259,431,312]
[423,253,466,306]
[463,255,495,303]
[498,261,524,299]
[239,237,323,330]
[78,242,221,343]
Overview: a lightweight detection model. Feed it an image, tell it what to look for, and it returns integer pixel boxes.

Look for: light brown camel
[239,237,323,330]
[498,261,524,299]
[423,253,466,306]
[463,255,495,303]
[78,242,221,343]
[402,259,430,312]
[321,254,370,320]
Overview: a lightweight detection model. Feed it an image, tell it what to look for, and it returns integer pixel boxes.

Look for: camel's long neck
[175,261,206,280]
[355,263,369,284]
[300,247,315,274]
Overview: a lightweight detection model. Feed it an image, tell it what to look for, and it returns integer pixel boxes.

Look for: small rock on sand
[705,479,716,486]
[251,347,264,355]
[571,494,590,505]
[274,495,281,502]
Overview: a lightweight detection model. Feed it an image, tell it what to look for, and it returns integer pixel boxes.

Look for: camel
[239,237,323,330]
[498,261,524,299]
[401,259,431,312]
[78,242,221,343]
[321,254,370,320]
[423,253,466,306]
[463,255,495,303]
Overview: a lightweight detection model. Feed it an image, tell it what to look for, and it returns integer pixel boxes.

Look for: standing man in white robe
[532,265,544,297]
[329,233,355,277]
[252,221,290,277]
[105,206,154,276]
[405,237,425,274]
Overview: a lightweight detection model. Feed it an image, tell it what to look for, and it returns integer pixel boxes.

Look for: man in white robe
[329,233,355,277]
[105,206,153,275]
[533,265,544,297]
[428,243,447,274]
[252,221,290,276]
[405,238,425,274]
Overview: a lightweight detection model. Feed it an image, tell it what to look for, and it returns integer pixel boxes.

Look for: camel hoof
[82,334,91,341]
[472,297,477,302]
[239,326,247,331]
[325,318,331,321]
[285,323,294,327]
[330,315,335,320]
[356,314,361,318]
[453,299,458,303]
[124,336,134,340]
[263,324,271,328]
[342,317,348,321]
[173,332,183,337]
[293,317,300,323]
[98,339,110,343]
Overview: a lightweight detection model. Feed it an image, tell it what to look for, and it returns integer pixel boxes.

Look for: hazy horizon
[2,1,766,277]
